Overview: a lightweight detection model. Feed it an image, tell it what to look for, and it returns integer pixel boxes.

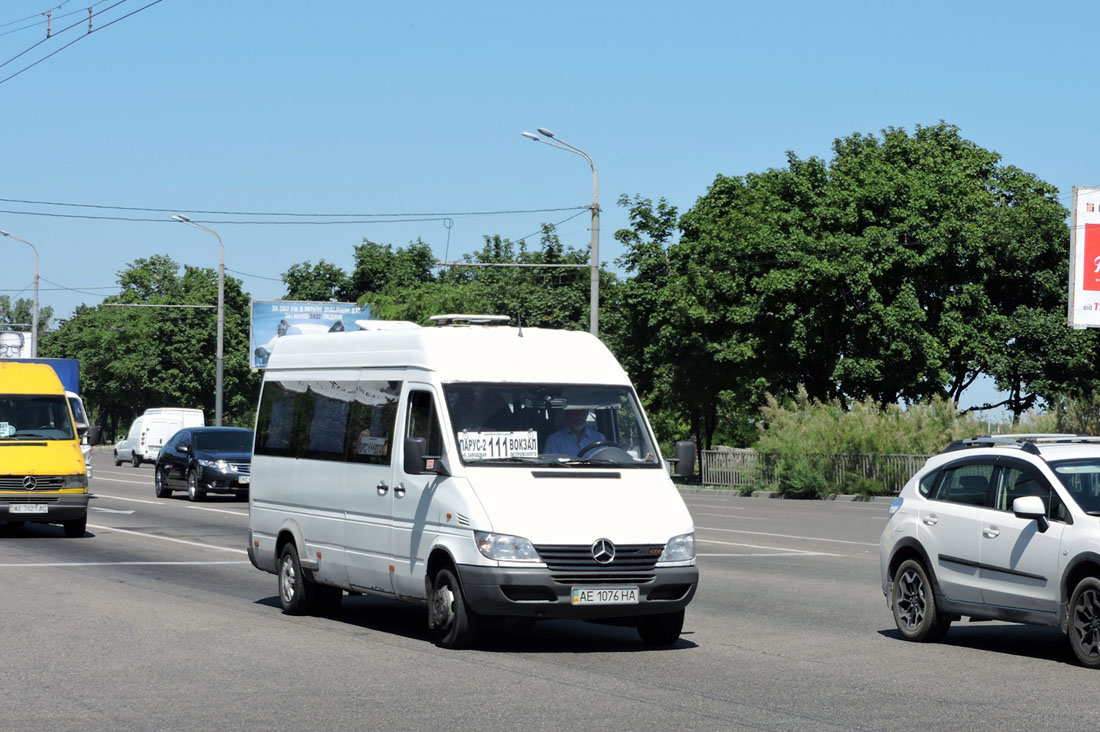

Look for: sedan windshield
[0,395,75,441]
[194,431,253,452]
[1050,459,1100,514]
[442,383,659,468]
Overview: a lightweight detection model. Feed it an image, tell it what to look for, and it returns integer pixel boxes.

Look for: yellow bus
[0,362,89,537]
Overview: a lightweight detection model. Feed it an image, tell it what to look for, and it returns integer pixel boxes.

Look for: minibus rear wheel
[278,544,318,615]
[430,568,479,649]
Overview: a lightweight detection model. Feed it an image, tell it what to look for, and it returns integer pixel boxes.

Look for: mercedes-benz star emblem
[591,538,616,565]
[22,476,37,490]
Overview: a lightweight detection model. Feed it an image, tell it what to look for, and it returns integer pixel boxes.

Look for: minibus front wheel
[430,568,479,649]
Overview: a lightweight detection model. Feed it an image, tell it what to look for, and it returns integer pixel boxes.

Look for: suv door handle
[376,481,388,495]
[393,483,406,498]
[923,514,938,526]
[983,526,1000,538]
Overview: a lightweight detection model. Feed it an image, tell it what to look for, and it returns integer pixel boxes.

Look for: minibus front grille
[0,476,66,490]
[534,544,663,572]
[1,495,60,503]
[552,573,654,585]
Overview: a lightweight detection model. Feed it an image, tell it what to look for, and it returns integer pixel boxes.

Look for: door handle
[393,483,406,498]
[983,526,1000,538]
[376,481,388,495]
[922,515,938,526]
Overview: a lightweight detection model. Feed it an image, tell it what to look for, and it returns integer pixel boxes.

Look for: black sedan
[154,427,253,501]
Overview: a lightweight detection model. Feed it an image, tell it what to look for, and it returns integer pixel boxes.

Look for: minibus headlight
[474,532,541,562]
[62,474,88,489]
[659,532,695,562]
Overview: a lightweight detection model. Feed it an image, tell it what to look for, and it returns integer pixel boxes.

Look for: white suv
[880,434,1100,667]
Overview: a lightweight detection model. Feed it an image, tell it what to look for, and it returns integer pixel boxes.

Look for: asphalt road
[2,451,1097,731]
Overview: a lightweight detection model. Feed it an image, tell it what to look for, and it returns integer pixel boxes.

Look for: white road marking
[695,512,764,520]
[91,493,161,505]
[188,505,248,516]
[696,537,841,557]
[696,525,878,547]
[91,477,151,486]
[87,523,247,554]
[0,561,249,568]
[89,507,135,514]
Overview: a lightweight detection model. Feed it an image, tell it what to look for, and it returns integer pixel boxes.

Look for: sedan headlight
[474,531,541,562]
[659,532,695,562]
[198,459,230,472]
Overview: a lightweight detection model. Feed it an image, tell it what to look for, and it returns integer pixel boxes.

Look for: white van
[118,408,204,466]
[247,316,698,648]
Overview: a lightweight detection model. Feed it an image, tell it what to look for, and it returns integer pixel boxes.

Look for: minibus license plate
[11,504,48,514]
[571,586,639,605]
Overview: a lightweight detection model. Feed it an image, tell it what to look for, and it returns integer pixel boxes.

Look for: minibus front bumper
[0,492,89,523]
[456,564,699,619]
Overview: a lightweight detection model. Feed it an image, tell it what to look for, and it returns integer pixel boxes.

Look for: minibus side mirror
[76,424,88,439]
[671,440,695,479]
[404,437,450,477]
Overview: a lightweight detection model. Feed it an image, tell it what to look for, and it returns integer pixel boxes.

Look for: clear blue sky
[0,0,1091,412]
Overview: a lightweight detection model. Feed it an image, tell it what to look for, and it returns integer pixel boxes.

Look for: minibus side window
[255,381,303,458]
[406,390,442,455]
[347,380,401,465]
[302,383,350,461]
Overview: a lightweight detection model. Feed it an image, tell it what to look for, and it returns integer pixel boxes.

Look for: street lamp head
[0,231,8,237]
[536,127,555,138]
[521,131,540,141]
[171,214,192,223]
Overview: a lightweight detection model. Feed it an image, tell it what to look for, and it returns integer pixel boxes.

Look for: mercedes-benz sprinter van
[0,362,89,536]
[247,316,698,648]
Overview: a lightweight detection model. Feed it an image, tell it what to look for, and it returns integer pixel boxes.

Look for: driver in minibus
[545,408,605,457]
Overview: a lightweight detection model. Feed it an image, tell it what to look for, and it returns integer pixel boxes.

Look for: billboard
[249,300,371,369]
[0,330,30,359]
[1069,186,1100,328]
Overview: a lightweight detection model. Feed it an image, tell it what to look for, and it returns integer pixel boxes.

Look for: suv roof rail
[429,314,510,327]
[944,433,1100,456]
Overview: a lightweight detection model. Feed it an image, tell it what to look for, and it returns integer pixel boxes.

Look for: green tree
[282,259,353,302]
[0,295,54,349]
[671,122,1080,424]
[40,255,258,434]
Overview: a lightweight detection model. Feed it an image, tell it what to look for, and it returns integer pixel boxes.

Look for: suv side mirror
[1012,495,1049,533]
[404,437,450,477]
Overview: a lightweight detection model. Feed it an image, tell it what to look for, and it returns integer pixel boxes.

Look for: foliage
[40,255,259,435]
[655,122,1085,429]
[282,259,353,302]
[0,295,54,347]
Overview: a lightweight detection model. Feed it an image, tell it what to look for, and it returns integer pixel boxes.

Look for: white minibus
[247,316,698,648]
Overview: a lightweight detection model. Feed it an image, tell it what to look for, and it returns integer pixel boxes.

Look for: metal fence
[700,449,931,495]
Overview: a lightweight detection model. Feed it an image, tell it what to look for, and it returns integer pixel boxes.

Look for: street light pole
[521,128,600,337]
[172,215,224,426]
[1,230,39,357]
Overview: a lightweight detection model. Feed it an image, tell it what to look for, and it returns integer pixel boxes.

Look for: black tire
[891,559,950,642]
[278,544,319,615]
[155,467,172,498]
[187,470,205,502]
[131,452,141,468]
[114,450,122,467]
[637,609,685,646]
[429,567,479,649]
[63,513,87,538]
[1068,577,1100,668]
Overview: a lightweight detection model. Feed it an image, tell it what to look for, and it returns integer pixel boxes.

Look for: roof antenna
[517,311,523,337]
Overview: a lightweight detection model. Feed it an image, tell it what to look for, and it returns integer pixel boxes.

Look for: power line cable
[0,0,124,71]
[0,196,588,218]
[0,1,111,38]
[0,0,72,29]
[0,0,164,88]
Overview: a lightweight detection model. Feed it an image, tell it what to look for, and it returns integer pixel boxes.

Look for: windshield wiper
[10,432,55,439]
[470,456,566,467]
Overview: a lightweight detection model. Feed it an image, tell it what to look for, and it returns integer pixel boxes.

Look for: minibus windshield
[0,395,76,441]
[442,383,660,468]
